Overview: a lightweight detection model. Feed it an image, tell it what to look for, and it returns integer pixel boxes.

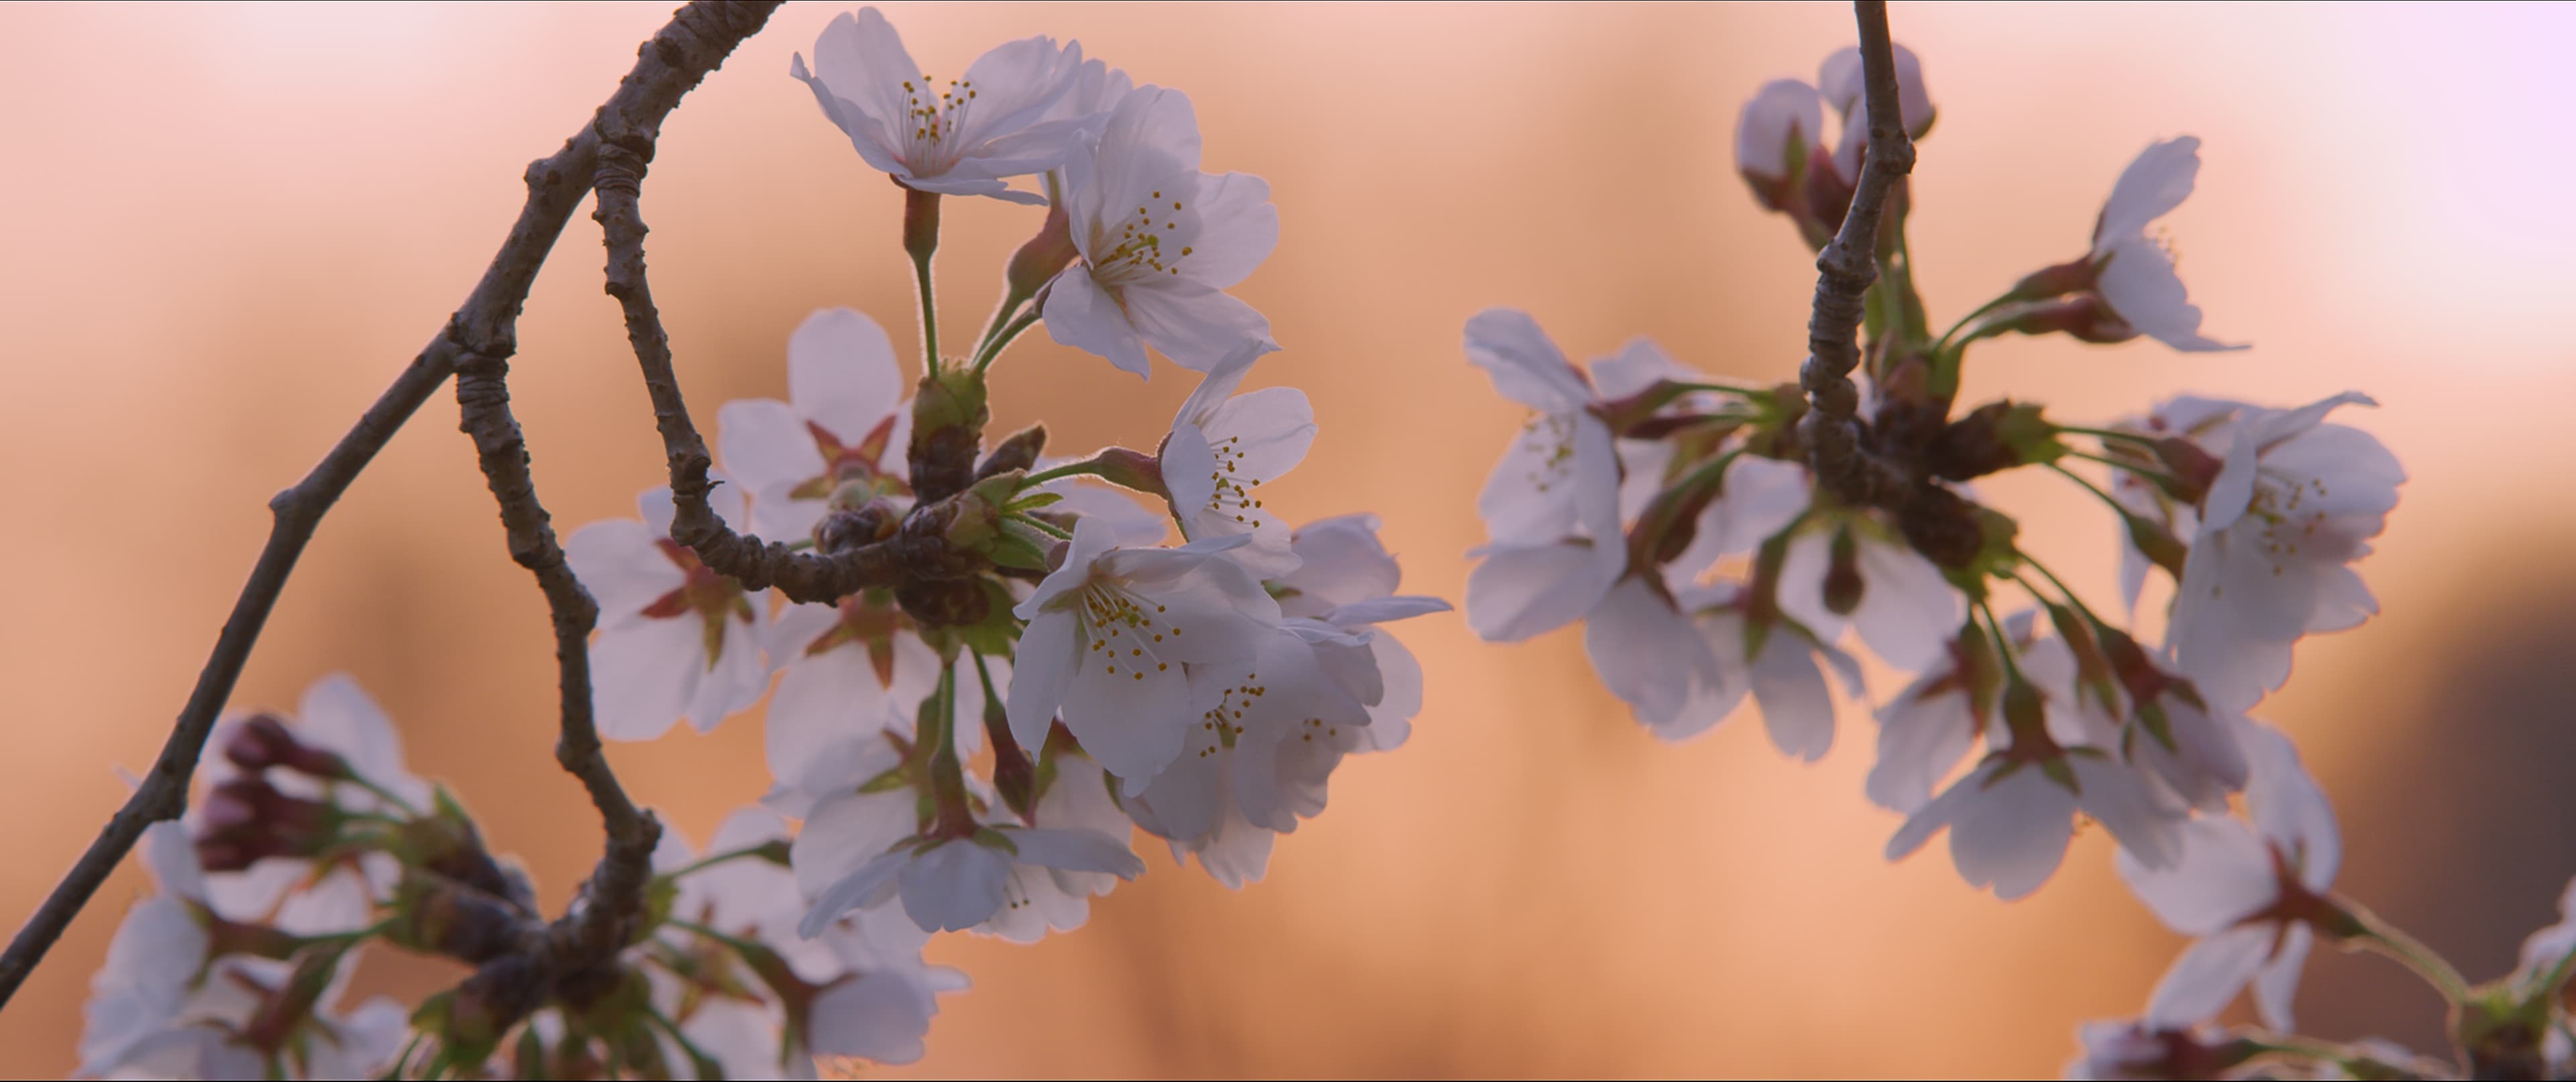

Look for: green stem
[1976,599,2025,684]
[1010,512,1073,540]
[973,289,1032,362]
[2055,424,2159,447]
[1933,294,2017,355]
[2046,462,2133,519]
[344,774,421,818]
[2014,550,2108,629]
[667,917,762,957]
[1666,381,1772,400]
[1022,458,1107,488]
[2339,893,2473,1005]
[971,308,1042,375]
[913,253,940,374]
[2063,447,2171,479]
[654,843,780,883]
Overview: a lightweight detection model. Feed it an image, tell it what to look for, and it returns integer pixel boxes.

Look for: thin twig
[0,0,782,1013]
[1799,0,1919,506]
[596,142,927,605]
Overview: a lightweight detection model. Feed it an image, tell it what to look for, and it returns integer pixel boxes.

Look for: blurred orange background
[5,1,2574,1076]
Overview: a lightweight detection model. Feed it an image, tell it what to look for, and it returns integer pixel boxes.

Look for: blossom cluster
[1465,41,2573,1079]
[79,9,1444,1077]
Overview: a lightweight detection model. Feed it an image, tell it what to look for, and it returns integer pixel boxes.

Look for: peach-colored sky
[3,2,2573,1076]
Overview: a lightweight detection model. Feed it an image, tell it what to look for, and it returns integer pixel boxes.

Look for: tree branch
[594,141,926,605]
[1799,0,1919,506]
[0,0,781,1012]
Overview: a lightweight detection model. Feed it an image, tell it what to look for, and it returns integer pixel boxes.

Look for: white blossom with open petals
[2168,392,2403,712]
[78,825,405,1080]
[1776,518,1967,673]
[1462,309,1627,642]
[1044,86,1279,375]
[799,823,1143,938]
[655,808,957,1071]
[2088,137,2245,352]
[717,308,910,545]
[1688,585,1866,757]
[2119,722,2339,1030]
[790,8,1088,204]
[1865,615,2024,814]
[1888,637,2187,899]
[1663,455,1813,589]
[567,485,768,741]
[1160,340,1311,576]
[1006,518,1281,786]
[762,593,942,796]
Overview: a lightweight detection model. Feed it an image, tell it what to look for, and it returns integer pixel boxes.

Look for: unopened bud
[2122,511,2188,579]
[1093,447,1168,499]
[2006,258,2100,303]
[223,713,352,781]
[1006,201,1081,299]
[816,498,901,554]
[977,425,1048,480]
[1735,79,1823,213]
[2148,436,2223,502]
[1929,400,2063,481]
[1823,527,1866,616]
[908,370,990,502]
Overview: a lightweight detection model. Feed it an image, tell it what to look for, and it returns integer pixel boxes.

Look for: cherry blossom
[763,590,942,796]
[1043,85,1279,376]
[1662,454,1813,590]
[1774,517,1967,672]
[1688,584,1868,757]
[2118,722,2339,1030]
[790,8,1090,205]
[2167,392,2404,712]
[1734,79,1824,208]
[1866,616,2021,814]
[1888,635,2186,899]
[1462,309,1627,642]
[716,308,910,545]
[196,674,427,934]
[2106,394,2251,610]
[1006,517,1281,786]
[2087,138,2245,352]
[798,819,1143,938]
[78,824,405,1080]
[1160,339,1312,576]
[566,484,769,741]
[2062,1020,2246,1081]
[653,808,957,1071]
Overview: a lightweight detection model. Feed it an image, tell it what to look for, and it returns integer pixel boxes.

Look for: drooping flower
[762,590,941,796]
[195,674,428,934]
[1006,517,1281,786]
[1888,634,2187,899]
[2118,722,2341,1031]
[2062,1019,2249,1081]
[2086,138,2245,352]
[1461,309,1626,642]
[1774,516,1968,673]
[798,818,1144,939]
[653,808,957,1071]
[1043,86,1279,376]
[1866,616,2019,814]
[2167,392,2403,712]
[790,8,1090,204]
[566,484,769,741]
[717,308,910,545]
[1159,339,1313,576]
[79,824,407,1080]
[1684,582,1866,757]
